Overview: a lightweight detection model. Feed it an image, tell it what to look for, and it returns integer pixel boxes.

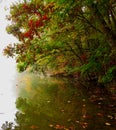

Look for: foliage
[101,66,116,83]
[3,0,116,86]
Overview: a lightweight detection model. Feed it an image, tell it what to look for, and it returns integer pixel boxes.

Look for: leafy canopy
[3,0,116,85]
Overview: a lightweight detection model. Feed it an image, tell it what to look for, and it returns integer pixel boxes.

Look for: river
[2,72,114,130]
[0,66,116,129]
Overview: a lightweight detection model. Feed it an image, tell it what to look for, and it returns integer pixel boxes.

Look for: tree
[3,0,116,86]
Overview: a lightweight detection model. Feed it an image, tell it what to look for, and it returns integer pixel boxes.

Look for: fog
[0,0,19,127]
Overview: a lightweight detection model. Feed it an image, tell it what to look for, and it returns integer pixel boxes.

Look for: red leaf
[28,20,33,27]
[23,4,29,9]
[23,30,33,38]
[42,15,48,20]
[97,113,103,117]
[81,54,87,61]
[35,20,44,27]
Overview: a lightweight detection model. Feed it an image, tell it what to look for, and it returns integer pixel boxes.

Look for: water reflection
[2,72,115,130]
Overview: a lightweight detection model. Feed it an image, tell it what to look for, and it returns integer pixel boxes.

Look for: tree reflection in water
[1,73,116,130]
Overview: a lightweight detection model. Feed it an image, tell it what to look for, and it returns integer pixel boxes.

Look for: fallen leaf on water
[67,100,71,103]
[105,122,111,126]
[82,99,86,102]
[97,113,103,117]
[47,100,51,103]
[30,125,39,129]
[99,97,104,101]
[49,124,54,127]
[67,119,71,122]
[110,96,116,100]
[54,124,63,129]
[80,122,88,129]
[108,104,114,107]
[107,115,113,119]
[61,109,65,112]
[75,120,80,123]
[98,102,101,105]
[69,126,74,130]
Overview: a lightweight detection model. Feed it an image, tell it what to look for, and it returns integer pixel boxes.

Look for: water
[8,72,115,130]
[0,56,17,127]
[0,0,19,127]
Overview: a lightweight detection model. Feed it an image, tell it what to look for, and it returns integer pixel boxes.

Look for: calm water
[1,72,115,130]
[0,56,17,127]
[0,0,19,127]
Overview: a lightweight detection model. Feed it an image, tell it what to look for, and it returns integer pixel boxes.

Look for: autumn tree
[3,0,116,86]
[4,0,54,72]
